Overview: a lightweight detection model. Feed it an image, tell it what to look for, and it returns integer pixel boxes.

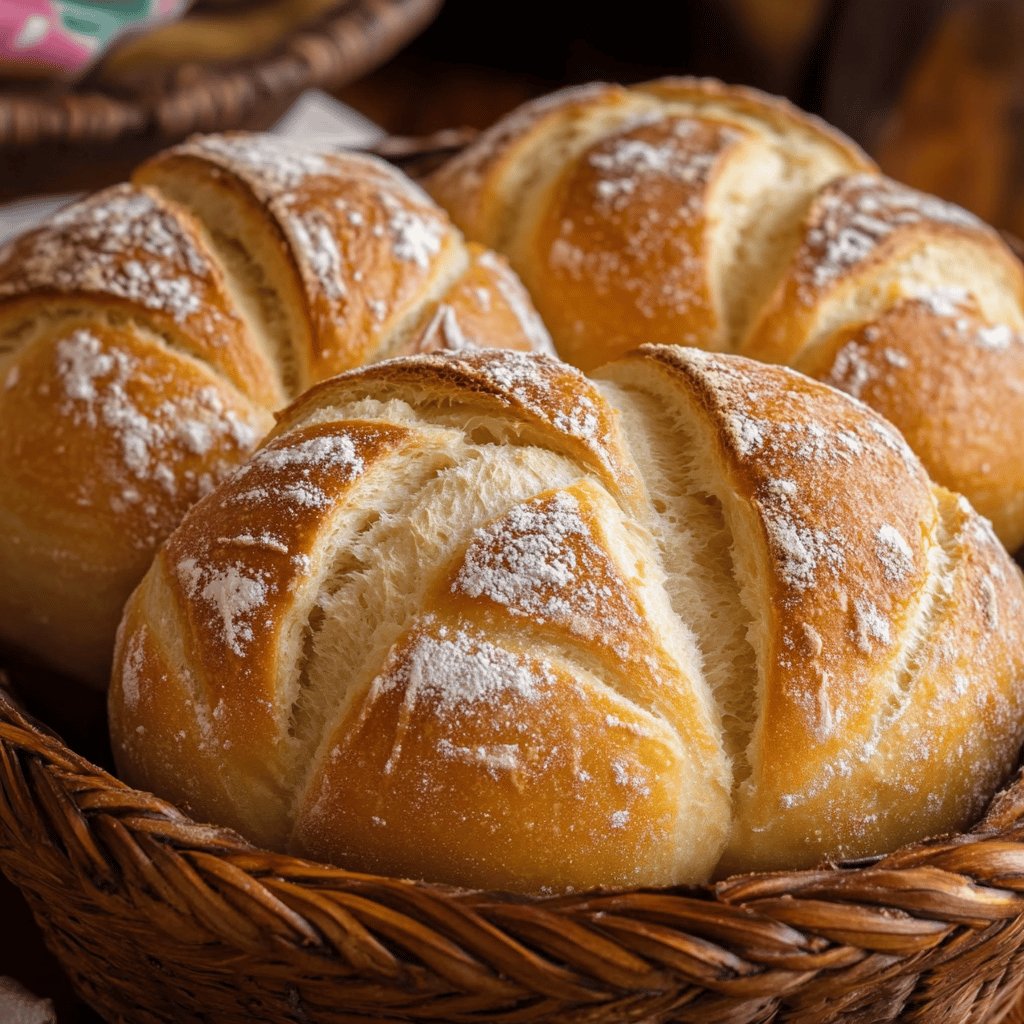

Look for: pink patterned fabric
[0,1,193,79]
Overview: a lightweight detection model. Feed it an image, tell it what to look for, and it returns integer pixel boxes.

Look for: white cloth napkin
[0,976,55,1024]
[0,90,385,244]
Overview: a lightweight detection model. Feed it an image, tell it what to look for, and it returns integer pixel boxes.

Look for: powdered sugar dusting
[162,429,385,662]
[588,117,741,217]
[437,738,520,777]
[59,330,121,403]
[907,288,1021,356]
[375,619,552,715]
[52,328,260,541]
[480,351,599,437]
[913,285,970,318]
[826,341,876,399]
[177,557,269,657]
[227,429,371,514]
[824,294,1024,404]
[755,457,847,592]
[120,626,147,712]
[876,523,915,581]
[285,209,347,301]
[725,412,766,455]
[800,174,987,299]
[408,350,619,471]
[176,134,451,318]
[455,492,584,610]
[764,515,846,591]
[453,490,637,640]
[0,185,212,324]
[179,134,335,193]
[248,433,365,478]
[852,598,891,652]
[546,116,743,336]
[976,323,1015,351]
[865,418,920,473]
[665,348,927,607]
[380,192,444,268]
[198,134,358,305]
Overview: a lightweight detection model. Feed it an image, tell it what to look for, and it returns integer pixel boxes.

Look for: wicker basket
[0,0,443,149]
[5,137,1024,1024]
[3,659,1024,1024]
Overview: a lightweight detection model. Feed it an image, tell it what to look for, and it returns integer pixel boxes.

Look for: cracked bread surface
[428,77,1024,551]
[110,347,1024,891]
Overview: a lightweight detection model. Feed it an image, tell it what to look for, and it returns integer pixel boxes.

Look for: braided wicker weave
[0,0,443,149]
[3,669,1024,1023]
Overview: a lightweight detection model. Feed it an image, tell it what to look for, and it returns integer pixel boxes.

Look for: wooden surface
[3,0,1024,1018]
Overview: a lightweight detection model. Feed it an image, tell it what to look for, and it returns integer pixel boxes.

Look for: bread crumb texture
[111,348,1024,892]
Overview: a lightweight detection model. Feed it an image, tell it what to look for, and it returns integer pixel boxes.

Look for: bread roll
[110,347,1024,891]
[428,78,1024,550]
[0,134,553,684]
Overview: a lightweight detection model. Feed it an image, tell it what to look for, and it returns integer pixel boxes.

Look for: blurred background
[343,0,1024,238]
[1,0,1023,1020]
[1,0,1023,237]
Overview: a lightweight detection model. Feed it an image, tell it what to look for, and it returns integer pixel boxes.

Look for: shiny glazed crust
[110,348,1024,891]
[0,134,553,683]
[428,77,1024,550]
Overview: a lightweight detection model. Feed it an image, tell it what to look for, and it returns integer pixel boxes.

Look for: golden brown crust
[720,491,1024,874]
[397,245,556,358]
[295,478,726,890]
[523,115,746,368]
[112,347,1024,890]
[109,576,245,835]
[429,78,1024,550]
[602,347,955,870]
[0,184,283,409]
[1,132,553,685]
[798,296,1024,550]
[427,82,630,245]
[140,419,418,844]
[0,316,270,681]
[137,138,465,384]
[741,174,1024,365]
[269,348,644,510]
[293,619,704,891]
[634,77,875,169]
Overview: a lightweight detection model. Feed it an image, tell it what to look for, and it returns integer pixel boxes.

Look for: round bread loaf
[109,347,1024,892]
[428,78,1024,550]
[0,134,552,684]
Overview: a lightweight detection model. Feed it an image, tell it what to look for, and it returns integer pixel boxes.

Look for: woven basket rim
[0,0,444,149]
[5,665,1024,1020]
[2,670,1024,910]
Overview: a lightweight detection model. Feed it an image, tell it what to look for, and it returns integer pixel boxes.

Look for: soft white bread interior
[110,348,1024,891]
[0,135,553,684]
[428,78,1024,551]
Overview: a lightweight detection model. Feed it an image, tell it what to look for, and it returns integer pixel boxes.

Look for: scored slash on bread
[0,134,553,684]
[134,136,540,390]
[110,348,1024,891]
[427,76,1024,550]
